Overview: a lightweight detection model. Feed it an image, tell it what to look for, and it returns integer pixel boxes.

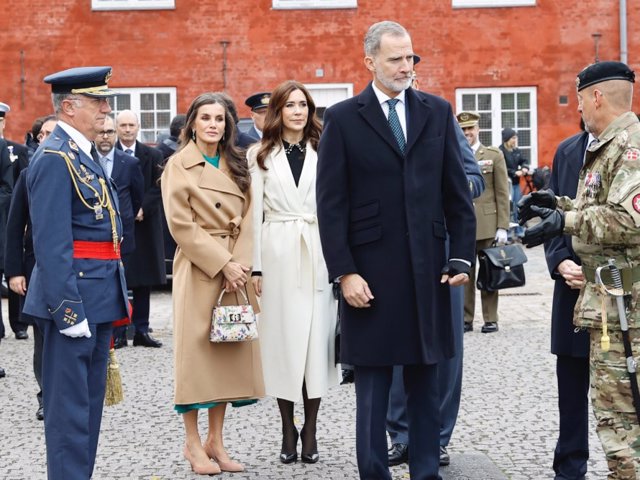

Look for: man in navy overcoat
[543,129,591,479]
[317,21,476,480]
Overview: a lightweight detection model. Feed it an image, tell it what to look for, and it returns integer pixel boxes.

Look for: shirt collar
[371,82,406,107]
[100,147,115,162]
[57,121,93,158]
[471,141,481,153]
[120,140,137,153]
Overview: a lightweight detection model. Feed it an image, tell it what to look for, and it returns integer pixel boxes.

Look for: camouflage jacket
[556,111,640,330]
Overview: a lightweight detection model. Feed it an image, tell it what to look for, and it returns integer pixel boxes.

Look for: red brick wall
[0,0,638,166]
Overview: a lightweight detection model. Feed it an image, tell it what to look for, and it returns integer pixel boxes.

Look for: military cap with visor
[244,92,271,111]
[44,66,118,98]
[0,102,10,117]
[576,61,635,91]
[456,111,480,128]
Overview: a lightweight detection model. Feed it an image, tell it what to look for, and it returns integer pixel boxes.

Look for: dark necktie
[387,98,405,153]
[125,148,133,156]
[90,145,100,163]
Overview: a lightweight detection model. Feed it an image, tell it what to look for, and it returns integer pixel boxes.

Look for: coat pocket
[73,259,108,279]
[350,200,379,222]
[349,224,382,246]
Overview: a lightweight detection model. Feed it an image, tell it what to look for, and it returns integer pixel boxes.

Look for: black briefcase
[476,243,528,292]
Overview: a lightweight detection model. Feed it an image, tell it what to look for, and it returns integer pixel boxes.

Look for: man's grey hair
[51,93,78,114]
[364,21,410,57]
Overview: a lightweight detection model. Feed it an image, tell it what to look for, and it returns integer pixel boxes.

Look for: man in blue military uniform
[238,91,271,148]
[24,66,130,480]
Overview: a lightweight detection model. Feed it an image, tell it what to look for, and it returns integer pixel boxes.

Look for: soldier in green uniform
[456,111,510,333]
[519,61,640,479]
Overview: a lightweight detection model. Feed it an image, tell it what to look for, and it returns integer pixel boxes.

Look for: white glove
[60,319,92,338]
[494,228,508,245]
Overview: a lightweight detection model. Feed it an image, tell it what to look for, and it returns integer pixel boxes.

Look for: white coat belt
[264,212,323,289]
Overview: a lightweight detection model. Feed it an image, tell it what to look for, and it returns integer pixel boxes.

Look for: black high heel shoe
[280,427,299,464]
[300,427,319,464]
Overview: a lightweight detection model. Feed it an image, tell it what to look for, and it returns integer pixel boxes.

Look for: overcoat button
[79,272,84,277]
[215,202,221,208]
[221,235,226,239]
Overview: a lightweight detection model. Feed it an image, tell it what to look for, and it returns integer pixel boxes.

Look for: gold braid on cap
[70,85,109,95]
[44,148,120,255]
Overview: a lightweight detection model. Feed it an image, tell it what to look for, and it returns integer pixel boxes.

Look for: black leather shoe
[36,406,44,421]
[341,369,354,385]
[481,322,499,333]
[463,323,473,333]
[280,428,298,464]
[15,330,29,340]
[439,446,450,466]
[388,443,408,466]
[113,336,128,349]
[0,367,5,378]
[133,332,163,348]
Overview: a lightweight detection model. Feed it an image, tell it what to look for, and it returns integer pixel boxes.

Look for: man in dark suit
[96,115,144,284]
[317,21,476,480]
[0,102,28,340]
[115,110,165,348]
[543,127,591,479]
[156,114,185,160]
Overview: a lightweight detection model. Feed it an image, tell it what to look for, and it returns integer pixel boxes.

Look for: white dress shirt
[371,82,407,141]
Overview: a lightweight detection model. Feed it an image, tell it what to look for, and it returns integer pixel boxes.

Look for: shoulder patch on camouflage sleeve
[626,148,640,161]
[621,189,640,227]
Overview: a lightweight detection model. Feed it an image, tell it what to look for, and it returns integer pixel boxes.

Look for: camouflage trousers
[591,328,640,479]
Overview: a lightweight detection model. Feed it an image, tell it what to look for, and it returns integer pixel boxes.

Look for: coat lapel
[270,144,303,211]
[296,143,316,206]
[358,83,404,158]
[405,87,431,155]
[180,141,243,198]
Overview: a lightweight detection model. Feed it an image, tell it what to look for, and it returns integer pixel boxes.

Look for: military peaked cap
[44,66,117,97]
[456,111,480,128]
[245,92,271,111]
[0,102,9,117]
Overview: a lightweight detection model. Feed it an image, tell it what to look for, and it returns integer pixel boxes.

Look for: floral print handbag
[210,287,258,343]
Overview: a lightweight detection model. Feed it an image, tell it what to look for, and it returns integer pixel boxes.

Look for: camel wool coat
[161,140,264,405]
[249,143,340,402]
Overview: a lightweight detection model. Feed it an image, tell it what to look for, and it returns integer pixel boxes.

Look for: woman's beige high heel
[184,444,221,475]
[203,444,245,472]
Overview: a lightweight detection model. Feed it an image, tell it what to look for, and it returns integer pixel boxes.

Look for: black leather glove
[517,189,557,225]
[441,259,471,277]
[521,206,564,248]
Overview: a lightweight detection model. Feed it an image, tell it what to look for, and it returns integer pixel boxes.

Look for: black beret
[576,61,635,91]
[44,66,117,97]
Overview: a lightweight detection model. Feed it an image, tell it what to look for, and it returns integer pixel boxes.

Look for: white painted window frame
[452,0,535,8]
[92,0,175,11]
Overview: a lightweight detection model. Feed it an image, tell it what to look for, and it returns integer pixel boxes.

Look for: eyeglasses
[97,129,116,137]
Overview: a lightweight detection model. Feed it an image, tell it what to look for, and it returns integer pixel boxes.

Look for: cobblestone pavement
[0,245,611,479]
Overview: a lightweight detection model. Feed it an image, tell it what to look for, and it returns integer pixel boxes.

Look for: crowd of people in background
[1,18,640,480]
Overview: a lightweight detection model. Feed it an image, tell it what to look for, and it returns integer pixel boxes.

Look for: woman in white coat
[249,81,339,464]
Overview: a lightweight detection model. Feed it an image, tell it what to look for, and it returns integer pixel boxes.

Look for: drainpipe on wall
[620,0,628,64]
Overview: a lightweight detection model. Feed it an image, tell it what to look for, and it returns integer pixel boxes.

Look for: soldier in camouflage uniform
[519,61,640,479]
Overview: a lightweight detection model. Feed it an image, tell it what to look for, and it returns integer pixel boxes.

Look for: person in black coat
[317,21,476,480]
[0,102,28,339]
[115,110,165,348]
[5,169,42,415]
[0,138,10,379]
[543,128,591,479]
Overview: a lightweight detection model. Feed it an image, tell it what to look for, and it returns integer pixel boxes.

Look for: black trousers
[354,364,441,480]
[553,354,589,480]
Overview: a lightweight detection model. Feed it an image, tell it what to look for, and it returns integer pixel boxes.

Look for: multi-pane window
[452,0,535,7]
[107,87,177,144]
[456,87,538,166]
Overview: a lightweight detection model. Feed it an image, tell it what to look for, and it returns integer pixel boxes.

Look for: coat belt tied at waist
[204,216,242,238]
[264,212,323,290]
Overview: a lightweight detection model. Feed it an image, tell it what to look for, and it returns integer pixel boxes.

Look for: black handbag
[476,243,528,292]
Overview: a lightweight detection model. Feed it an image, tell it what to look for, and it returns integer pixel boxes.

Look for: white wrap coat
[249,143,340,402]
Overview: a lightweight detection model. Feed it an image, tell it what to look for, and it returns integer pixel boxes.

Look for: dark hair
[218,93,240,125]
[31,114,56,138]
[169,114,186,138]
[256,80,322,170]
[179,92,250,193]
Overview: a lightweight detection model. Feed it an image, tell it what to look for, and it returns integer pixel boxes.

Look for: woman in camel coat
[249,81,339,465]
[161,92,264,476]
